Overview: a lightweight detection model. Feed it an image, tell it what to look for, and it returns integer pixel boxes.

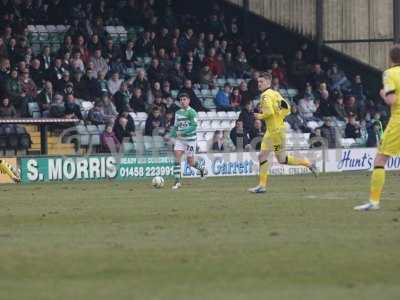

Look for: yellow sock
[258,160,269,188]
[369,167,385,204]
[286,155,311,167]
[0,160,16,179]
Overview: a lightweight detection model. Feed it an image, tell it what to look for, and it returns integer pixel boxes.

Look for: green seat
[122,142,135,154]
[203,99,216,110]
[51,43,60,53]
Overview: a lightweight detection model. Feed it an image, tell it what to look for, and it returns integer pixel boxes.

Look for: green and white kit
[169,106,198,156]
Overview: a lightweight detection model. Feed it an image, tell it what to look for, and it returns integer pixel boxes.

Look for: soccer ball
[152,176,165,188]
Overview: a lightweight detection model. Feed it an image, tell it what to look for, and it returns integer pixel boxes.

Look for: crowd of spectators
[0,0,389,153]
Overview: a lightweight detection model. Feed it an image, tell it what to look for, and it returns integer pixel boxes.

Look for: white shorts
[174,139,197,157]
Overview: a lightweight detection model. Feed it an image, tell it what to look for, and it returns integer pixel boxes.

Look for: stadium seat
[196,133,204,141]
[227,78,236,85]
[129,113,137,122]
[46,25,56,32]
[216,78,226,86]
[286,133,310,150]
[171,90,179,98]
[198,111,207,119]
[35,25,46,38]
[55,25,67,32]
[220,120,231,128]
[90,134,101,147]
[203,99,216,110]
[205,132,214,140]
[194,89,202,97]
[122,142,135,153]
[141,136,165,154]
[136,112,147,120]
[143,57,151,66]
[86,125,100,147]
[136,57,144,66]
[76,125,90,146]
[336,120,346,128]
[141,120,147,128]
[207,111,217,119]
[86,125,100,134]
[227,111,237,119]
[197,140,208,153]
[116,26,127,41]
[31,43,41,55]
[152,136,165,148]
[211,120,221,129]
[217,111,227,118]
[97,125,106,133]
[235,78,243,85]
[279,89,289,97]
[201,120,211,129]
[307,121,320,131]
[143,136,153,153]
[341,138,356,148]
[125,68,135,76]
[287,89,298,98]
[28,102,41,118]
[201,89,211,97]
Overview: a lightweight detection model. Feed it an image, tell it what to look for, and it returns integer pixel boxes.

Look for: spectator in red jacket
[74,35,90,65]
[204,47,218,76]
[271,61,287,86]
[214,54,225,78]
[230,87,242,111]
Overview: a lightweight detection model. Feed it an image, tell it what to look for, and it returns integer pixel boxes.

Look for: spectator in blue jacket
[214,83,232,111]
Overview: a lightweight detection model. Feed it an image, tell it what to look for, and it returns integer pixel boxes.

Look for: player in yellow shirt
[0,159,20,183]
[248,72,317,193]
[354,45,400,211]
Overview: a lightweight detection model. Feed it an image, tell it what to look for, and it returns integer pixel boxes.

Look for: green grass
[1,172,400,300]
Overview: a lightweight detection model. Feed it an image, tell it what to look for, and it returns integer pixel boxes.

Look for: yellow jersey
[378,65,400,156]
[257,88,290,132]
[383,66,400,119]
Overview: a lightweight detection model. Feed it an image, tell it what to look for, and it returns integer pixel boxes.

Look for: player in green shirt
[167,93,206,189]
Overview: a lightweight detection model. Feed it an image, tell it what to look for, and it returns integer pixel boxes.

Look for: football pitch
[1,172,400,300]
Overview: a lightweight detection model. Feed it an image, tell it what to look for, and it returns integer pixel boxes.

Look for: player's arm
[381,89,397,106]
[165,116,178,139]
[181,110,198,137]
[255,96,275,120]
[278,95,290,118]
[168,126,177,138]
[382,70,397,106]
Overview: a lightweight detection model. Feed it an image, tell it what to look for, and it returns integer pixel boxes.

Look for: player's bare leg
[172,150,183,189]
[354,154,388,211]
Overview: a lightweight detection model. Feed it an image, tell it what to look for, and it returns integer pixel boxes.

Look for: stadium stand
[0,0,387,155]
